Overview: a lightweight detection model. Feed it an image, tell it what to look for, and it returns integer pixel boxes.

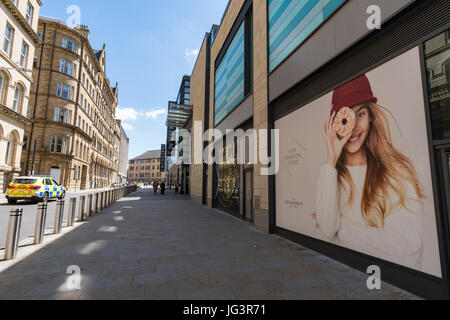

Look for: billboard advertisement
[275,47,442,277]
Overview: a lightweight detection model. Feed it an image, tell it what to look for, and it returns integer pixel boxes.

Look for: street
[0,189,112,249]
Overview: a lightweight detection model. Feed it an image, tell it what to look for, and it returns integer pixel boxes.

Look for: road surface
[0,189,112,249]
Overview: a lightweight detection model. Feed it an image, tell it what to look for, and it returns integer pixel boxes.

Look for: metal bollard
[5,209,23,260]
[78,196,86,222]
[68,198,76,227]
[54,200,65,234]
[101,192,105,210]
[94,193,98,213]
[34,203,47,244]
[88,194,93,217]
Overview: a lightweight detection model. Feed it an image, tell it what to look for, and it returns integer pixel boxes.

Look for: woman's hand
[323,111,352,168]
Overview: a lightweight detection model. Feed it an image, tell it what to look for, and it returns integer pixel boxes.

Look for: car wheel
[59,191,66,200]
[7,199,17,205]
[42,192,49,203]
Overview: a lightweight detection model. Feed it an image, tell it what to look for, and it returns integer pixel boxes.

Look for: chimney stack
[75,24,90,38]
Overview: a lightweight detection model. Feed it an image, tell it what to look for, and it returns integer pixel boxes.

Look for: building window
[424,28,450,140]
[3,24,14,56]
[0,72,8,105]
[57,83,74,100]
[59,59,77,77]
[54,107,72,124]
[50,136,67,154]
[22,134,28,151]
[5,132,19,166]
[62,37,78,53]
[214,21,245,125]
[20,42,29,68]
[12,86,23,112]
[25,3,34,25]
[268,0,345,72]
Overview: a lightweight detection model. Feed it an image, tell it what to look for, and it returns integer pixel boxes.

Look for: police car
[6,176,66,205]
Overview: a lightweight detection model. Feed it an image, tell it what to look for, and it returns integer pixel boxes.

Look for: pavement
[0,188,420,300]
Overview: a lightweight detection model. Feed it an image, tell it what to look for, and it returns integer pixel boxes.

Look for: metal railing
[1,185,137,261]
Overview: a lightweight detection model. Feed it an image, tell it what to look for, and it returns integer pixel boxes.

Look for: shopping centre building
[180,0,450,298]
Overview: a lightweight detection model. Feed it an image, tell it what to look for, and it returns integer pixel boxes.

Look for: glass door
[441,149,450,215]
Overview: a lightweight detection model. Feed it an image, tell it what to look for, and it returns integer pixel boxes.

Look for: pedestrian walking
[160,182,166,195]
[153,182,158,195]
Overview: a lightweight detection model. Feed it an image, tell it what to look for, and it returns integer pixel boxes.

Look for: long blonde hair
[336,102,425,228]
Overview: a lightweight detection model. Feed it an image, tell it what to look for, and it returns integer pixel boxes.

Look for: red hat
[331,74,377,115]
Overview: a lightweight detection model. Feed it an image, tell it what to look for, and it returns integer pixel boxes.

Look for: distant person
[175,183,179,194]
[160,182,166,195]
[153,182,158,195]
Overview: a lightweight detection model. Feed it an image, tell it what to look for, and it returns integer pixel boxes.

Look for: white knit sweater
[315,164,424,269]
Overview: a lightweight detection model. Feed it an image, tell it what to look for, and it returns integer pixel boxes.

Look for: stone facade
[0,0,41,197]
[202,0,269,232]
[21,17,120,190]
[189,33,208,203]
[128,150,165,184]
[117,120,129,185]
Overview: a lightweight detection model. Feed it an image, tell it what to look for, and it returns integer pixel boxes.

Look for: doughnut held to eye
[334,107,356,137]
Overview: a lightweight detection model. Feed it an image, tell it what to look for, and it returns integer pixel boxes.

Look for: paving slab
[0,189,420,300]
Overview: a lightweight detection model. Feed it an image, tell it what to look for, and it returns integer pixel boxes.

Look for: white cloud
[145,108,166,119]
[116,106,166,122]
[121,123,134,131]
[185,48,199,63]
[116,107,139,121]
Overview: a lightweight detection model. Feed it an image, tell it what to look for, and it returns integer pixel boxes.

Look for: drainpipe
[25,23,46,175]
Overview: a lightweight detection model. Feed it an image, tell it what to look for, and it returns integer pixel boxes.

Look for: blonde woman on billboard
[313,74,426,269]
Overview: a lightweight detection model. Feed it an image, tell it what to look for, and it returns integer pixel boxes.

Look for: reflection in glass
[425,29,450,140]
[215,164,240,215]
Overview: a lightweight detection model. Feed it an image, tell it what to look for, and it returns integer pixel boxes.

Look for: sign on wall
[275,47,442,277]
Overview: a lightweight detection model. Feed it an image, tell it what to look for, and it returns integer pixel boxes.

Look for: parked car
[6,176,66,205]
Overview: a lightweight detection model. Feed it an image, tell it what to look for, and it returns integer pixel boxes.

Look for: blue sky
[40,0,228,159]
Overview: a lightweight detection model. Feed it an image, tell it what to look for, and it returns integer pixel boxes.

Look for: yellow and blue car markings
[8,177,65,200]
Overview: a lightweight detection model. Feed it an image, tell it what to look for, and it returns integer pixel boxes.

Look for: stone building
[116,119,129,185]
[0,0,41,197]
[21,16,120,190]
[128,150,165,184]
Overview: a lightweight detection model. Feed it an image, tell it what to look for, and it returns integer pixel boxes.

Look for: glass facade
[215,21,245,125]
[268,0,345,72]
[425,29,450,140]
[215,164,240,215]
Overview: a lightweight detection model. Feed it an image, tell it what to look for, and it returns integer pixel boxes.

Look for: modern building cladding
[187,0,450,299]
[268,0,346,72]
[214,21,245,125]
[165,75,193,193]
